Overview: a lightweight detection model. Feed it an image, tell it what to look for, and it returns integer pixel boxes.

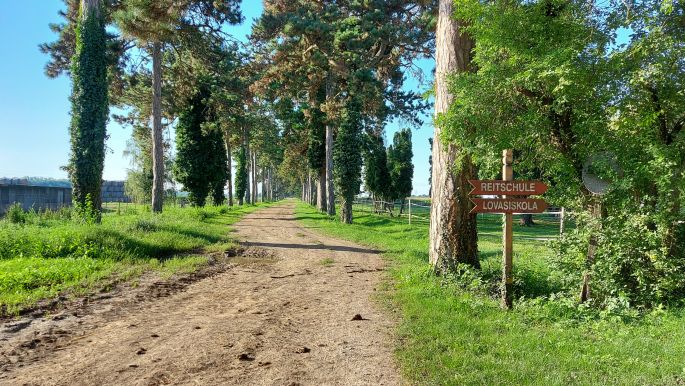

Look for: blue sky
[0,1,434,195]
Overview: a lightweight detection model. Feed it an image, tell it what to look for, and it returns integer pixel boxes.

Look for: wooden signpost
[469,150,549,309]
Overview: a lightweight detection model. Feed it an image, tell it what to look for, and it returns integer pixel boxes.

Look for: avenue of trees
[45,0,684,311]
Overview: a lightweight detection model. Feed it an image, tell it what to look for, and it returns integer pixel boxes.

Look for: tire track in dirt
[0,200,400,386]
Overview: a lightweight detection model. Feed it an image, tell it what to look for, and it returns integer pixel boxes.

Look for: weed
[320,257,335,266]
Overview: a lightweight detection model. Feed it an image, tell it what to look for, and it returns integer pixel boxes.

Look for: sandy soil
[0,201,401,386]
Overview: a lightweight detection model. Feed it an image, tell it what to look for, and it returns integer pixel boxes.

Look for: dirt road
[0,201,401,386]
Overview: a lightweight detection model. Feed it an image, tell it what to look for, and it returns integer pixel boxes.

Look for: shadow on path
[240,241,381,254]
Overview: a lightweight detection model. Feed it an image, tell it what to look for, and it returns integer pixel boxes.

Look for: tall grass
[0,203,270,315]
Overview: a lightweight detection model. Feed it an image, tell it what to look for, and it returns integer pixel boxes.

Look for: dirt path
[0,201,401,386]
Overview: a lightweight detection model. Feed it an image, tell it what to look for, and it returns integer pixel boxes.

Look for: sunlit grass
[0,203,272,315]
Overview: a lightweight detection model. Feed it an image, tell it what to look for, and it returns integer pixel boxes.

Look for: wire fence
[353,196,574,235]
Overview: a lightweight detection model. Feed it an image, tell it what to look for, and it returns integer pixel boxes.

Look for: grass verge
[0,202,272,315]
[295,202,685,385]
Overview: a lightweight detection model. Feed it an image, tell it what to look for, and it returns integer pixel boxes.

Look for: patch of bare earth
[0,201,401,385]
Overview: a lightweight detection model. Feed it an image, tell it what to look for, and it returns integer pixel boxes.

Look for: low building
[0,178,131,215]
[101,181,131,203]
[0,178,72,214]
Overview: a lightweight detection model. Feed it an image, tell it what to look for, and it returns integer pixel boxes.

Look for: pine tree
[68,0,109,218]
[113,0,242,213]
[429,0,480,271]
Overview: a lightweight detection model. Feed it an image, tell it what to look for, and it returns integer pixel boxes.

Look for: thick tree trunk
[224,132,233,207]
[71,0,107,219]
[317,166,327,212]
[429,0,480,272]
[340,198,353,224]
[519,214,535,226]
[151,41,164,213]
[325,75,336,216]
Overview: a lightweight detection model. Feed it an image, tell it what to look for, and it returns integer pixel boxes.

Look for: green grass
[320,257,335,267]
[0,202,272,315]
[295,202,685,385]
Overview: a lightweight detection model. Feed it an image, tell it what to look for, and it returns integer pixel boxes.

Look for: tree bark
[252,152,257,204]
[317,166,327,212]
[325,75,336,216]
[224,132,233,207]
[151,41,164,213]
[341,198,353,224]
[429,0,480,272]
[269,167,274,201]
[261,162,265,202]
[244,129,251,205]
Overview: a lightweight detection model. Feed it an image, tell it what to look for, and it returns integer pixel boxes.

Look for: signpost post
[468,150,549,309]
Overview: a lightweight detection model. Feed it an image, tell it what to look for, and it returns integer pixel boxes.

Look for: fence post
[408,198,412,226]
[560,207,566,235]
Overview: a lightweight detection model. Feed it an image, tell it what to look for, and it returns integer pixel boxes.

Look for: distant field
[296,202,685,385]
[0,203,271,315]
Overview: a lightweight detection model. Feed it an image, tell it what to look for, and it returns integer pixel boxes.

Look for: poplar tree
[68,0,109,217]
[334,97,364,223]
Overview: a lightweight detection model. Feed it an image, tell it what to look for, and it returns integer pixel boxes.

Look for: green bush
[6,203,26,224]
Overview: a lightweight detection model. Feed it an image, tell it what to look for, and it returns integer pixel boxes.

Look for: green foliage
[73,193,99,224]
[68,0,109,214]
[173,82,228,207]
[444,0,685,309]
[387,128,413,200]
[334,97,363,223]
[6,204,26,225]
[234,145,248,205]
[363,134,391,200]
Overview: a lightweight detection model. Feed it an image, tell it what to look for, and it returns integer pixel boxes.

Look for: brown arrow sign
[470,198,548,214]
[469,180,548,196]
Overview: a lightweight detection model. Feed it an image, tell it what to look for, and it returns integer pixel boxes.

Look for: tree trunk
[269,167,274,201]
[70,0,108,220]
[429,0,480,272]
[341,198,353,224]
[519,214,535,226]
[311,174,316,205]
[252,153,257,204]
[224,132,233,207]
[151,41,164,213]
[317,166,327,212]
[325,75,336,216]
[245,132,251,205]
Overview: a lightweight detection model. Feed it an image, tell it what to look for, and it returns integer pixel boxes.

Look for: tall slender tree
[113,0,242,213]
[429,0,480,272]
[388,128,414,212]
[68,0,109,218]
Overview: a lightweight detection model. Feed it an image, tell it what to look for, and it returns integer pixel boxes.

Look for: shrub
[6,203,26,224]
